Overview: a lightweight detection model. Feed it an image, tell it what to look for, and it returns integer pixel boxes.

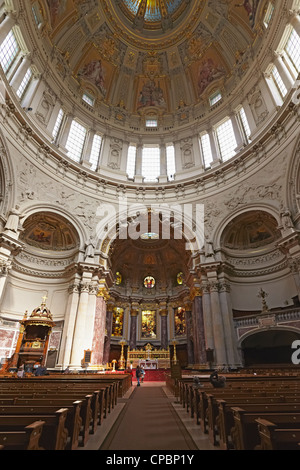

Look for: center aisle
[100,383,200,451]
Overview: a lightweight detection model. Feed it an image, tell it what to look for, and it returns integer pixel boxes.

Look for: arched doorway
[241,329,300,366]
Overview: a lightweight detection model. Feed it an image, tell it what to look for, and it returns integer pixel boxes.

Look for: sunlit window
[209,91,222,107]
[142,146,160,182]
[82,92,95,107]
[166,143,176,181]
[146,119,158,128]
[284,28,300,77]
[263,2,274,28]
[215,119,237,162]
[17,67,33,99]
[237,107,251,143]
[66,120,87,163]
[271,65,287,98]
[126,145,136,179]
[90,134,102,170]
[200,133,213,169]
[52,109,64,141]
[0,30,19,74]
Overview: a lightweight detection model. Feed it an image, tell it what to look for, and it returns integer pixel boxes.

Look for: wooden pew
[206,394,300,446]
[0,409,69,450]
[0,420,45,450]
[15,396,92,447]
[256,418,300,450]
[229,407,300,450]
[217,401,300,449]
[0,402,82,450]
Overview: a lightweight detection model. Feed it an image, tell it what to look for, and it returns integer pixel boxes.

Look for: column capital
[159,309,168,316]
[130,309,139,317]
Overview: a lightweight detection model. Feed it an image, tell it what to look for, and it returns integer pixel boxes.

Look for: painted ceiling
[41,0,263,113]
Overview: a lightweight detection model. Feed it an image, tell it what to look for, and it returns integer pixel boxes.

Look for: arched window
[126,144,136,179]
[142,145,160,182]
[66,120,87,163]
[283,28,300,77]
[166,143,176,180]
[200,132,213,169]
[0,30,19,74]
[90,134,102,170]
[215,118,237,162]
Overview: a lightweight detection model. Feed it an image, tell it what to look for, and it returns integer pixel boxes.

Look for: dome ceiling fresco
[43,0,262,116]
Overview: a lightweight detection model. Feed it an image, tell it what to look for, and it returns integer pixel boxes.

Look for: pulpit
[8,297,55,372]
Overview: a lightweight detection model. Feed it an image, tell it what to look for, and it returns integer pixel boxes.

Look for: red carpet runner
[132,368,170,382]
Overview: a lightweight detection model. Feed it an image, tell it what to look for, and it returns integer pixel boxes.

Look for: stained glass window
[141,310,157,339]
[174,307,186,336]
[144,276,155,289]
[177,272,183,285]
[112,308,124,337]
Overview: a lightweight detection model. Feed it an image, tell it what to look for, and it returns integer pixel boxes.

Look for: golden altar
[127,343,170,369]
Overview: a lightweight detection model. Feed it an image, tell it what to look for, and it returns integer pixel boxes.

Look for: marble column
[192,295,206,365]
[91,292,108,366]
[56,279,80,369]
[185,308,194,366]
[129,309,138,349]
[231,112,245,150]
[9,54,31,92]
[208,127,221,167]
[103,303,114,365]
[57,113,73,151]
[134,142,143,182]
[0,12,15,39]
[81,128,95,169]
[273,52,295,89]
[289,11,300,36]
[219,280,241,367]
[201,282,215,353]
[46,101,62,138]
[160,309,168,350]
[210,280,227,365]
[84,281,98,360]
[69,276,91,368]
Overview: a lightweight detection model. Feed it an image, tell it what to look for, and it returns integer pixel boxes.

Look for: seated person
[193,376,204,389]
[210,371,226,388]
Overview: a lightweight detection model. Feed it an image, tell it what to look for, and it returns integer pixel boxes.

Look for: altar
[139,359,158,369]
[127,343,170,369]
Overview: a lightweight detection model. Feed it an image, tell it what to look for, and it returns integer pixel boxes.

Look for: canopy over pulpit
[9,297,55,371]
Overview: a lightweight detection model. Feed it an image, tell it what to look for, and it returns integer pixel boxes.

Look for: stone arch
[214,205,281,251]
[19,203,88,254]
[97,203,204,271]
[239,327,300,366]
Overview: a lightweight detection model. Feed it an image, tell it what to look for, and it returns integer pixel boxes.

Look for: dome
[43,0,261,114]
[1,0,296,188]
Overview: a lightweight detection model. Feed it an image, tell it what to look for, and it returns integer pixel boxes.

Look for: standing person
[136,365,142,386]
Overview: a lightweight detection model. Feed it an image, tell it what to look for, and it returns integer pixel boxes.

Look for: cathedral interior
[0,0,300,452]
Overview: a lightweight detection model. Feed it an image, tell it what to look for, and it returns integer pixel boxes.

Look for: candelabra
[119,339,127,370]
[171,339,178,364]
